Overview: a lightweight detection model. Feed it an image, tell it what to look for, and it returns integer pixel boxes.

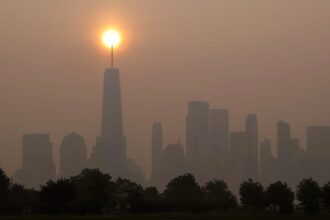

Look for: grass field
[0,213,329,220]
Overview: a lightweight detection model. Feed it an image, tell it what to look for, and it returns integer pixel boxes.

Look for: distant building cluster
[150,101,330,192]
[11,67,330,191]
[13,67,144,188]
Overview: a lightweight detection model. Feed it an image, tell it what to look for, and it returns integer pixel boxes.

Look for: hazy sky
[1,0,330,177]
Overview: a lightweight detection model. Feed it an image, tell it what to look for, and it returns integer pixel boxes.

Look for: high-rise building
[277,121,291,160]
[230,131,249,192]
[289,138,305,186]
[186,101,210,182]
[59,132,87,178]
[150,122,163,185]
[13,134,56,188]
[306,126,330,184]
[260,139,275,185]
[245,114,259,180]
[276,120,292,181]
[208,108,229,179]
[159,139,186,190]
[90,67,126,178]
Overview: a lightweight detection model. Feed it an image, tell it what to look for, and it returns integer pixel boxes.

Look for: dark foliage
[296,178,322,215]
[140,187,164,212]
[266,181,294,214]
[70,169,114,214]
[114,178,144,212]
[0,168,11,213]
[163,173,204,212]
[322,181,330,210]
[9,184,39,214]
[39,179,75,214]
[239,179,265,212]
[1,167,330,215]
[204,180,237,212]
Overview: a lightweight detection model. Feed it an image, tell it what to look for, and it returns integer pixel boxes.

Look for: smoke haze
[1,0,330,177]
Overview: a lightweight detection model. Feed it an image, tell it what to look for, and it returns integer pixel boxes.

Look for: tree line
[0,168,330,215]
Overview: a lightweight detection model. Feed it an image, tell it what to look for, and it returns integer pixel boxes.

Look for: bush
[204,180,237,212]
[265,181,294,214]
[163,173,204,212]
[296,178,322,215]
[239,179,265,212]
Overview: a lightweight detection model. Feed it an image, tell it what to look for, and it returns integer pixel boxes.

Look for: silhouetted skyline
[1,1,330,183]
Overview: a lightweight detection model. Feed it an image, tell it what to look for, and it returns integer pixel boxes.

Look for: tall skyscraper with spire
[90,59,126,177]
[90,33,145,182]
[101,67,126,166]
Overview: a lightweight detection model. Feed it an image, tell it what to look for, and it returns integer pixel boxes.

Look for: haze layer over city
[1,0,330,189]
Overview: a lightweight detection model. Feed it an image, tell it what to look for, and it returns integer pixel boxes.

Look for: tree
[204,180,237,212]
[140,187,164,212]
[71,169,114,213]
[9,183,39,214]
[321,181,330,211]
[265,181,294,214]
[239,179,265,212]
[163,173,203,212]
[0,168,11,213]
[39,179,75,214]
[114,178,144,212]
[296,178,322,215]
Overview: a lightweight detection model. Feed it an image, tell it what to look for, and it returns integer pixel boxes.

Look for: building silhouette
[90,67,127,178]
[125,158,146,185]
[89,67,144,183]
[276,120,292,182]
[59,132,87,178]
[150,122,163,186]
[208,108,229,179]
[260,139,275,185]
[158,139,186,190]
[13,134,56,188]
[186,101,210,182]
[10,95,330,190]
[229,131,249,192]
[306,126,330,184]
[245,114,259,181]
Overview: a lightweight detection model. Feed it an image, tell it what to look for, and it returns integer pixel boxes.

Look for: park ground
[0,213,330,220]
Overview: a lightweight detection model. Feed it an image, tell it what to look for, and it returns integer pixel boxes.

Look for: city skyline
[1,1,330,179]
[11,96,330,189]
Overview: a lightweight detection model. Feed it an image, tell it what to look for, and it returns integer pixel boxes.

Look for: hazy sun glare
[102,30,121,48]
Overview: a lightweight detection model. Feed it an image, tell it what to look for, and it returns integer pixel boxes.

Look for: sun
[102,30,121,48]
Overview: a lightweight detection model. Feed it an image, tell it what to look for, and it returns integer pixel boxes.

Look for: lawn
[0,213,329,220]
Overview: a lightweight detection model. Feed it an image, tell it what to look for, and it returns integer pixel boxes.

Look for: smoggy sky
[1,0,330,177]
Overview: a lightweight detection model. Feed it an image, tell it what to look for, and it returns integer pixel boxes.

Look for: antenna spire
[111,45,114,69]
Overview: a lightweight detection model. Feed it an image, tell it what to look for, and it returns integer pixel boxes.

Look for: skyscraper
[276,121,292,181]
[13,134,56,188]
[260,139,275,185]
[150,122,163,186]
[245,114,259,180]
[90,67,126,178]
[186,101,210,182]
[159,139,186,190]
[229,131,249,192]
[306,126,330,184]
[208,108,229,179]
[59,132,87,178]
[289,138,304,186]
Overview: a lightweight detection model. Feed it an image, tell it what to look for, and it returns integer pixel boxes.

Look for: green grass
[0,213,329,220]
